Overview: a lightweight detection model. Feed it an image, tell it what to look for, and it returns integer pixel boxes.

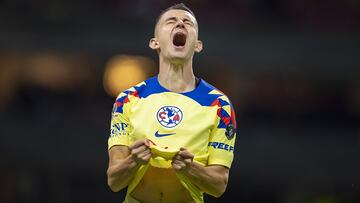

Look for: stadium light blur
[103,55,155,97]
[24,53,95,91]
[26,53,73,90]
[0,56,19,107]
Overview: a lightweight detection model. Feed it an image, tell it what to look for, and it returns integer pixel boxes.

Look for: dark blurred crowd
[0,1,359,203]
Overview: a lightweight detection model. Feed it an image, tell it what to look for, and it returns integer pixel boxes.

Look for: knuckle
[138,145,145,151]
[131,150,138,157]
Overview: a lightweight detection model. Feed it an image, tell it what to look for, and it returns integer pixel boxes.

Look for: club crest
[157,106,183,128]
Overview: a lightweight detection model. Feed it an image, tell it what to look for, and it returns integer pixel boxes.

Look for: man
[107,3,237,203]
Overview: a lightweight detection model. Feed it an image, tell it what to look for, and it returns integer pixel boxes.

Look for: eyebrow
[164,16,195,25]
[165,17,177,22]
[183,18,194,24]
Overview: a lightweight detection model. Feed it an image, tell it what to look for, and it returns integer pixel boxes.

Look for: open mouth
[172,32,187,47]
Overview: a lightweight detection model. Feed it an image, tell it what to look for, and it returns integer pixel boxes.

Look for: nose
[175,20,185,29]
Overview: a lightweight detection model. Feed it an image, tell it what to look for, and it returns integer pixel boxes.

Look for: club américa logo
[156,106,183,128]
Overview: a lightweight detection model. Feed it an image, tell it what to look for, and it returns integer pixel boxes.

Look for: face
[150,9,203,63]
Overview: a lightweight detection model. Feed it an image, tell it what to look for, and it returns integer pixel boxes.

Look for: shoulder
[186,79,234,108]
[113,76,160,113]
[116,76,169,100]
[202,80,231,101]
[199,80,237,129]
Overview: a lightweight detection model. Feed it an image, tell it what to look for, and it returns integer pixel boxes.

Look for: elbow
[107,178,121,192]
[107,169,121,192]
[212,187,226,198]
[211,176,228,198]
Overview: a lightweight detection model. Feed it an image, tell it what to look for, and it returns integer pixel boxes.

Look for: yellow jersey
[108,76,237,203]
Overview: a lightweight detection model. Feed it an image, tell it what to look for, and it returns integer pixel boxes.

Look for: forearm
[107,155,140,192]
[183,162,228,197]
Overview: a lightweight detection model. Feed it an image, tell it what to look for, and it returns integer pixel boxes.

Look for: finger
[172,154,182,162]
[173,161,186,170]
[143,139,150,147]
[130,139,148,149]
[139,152,151,162]
[173,159,187,167]
[137,158,148,165]
[179,162,186,168]
[131,145,147,155]
[183,158,192,165]
[172,163,182,170]
[177,148,189,156]
[172,159,182,165]
[179,149,194,159]
[134,151,151,164]
[138,149,151,158]
[172,160,183,170]
[134,151,150,162]
[130,140,144,149]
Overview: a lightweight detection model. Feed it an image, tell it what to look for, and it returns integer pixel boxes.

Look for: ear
[149,38,160,50]
[195,40,203,53]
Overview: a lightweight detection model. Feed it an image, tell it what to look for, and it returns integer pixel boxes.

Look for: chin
[170,52,191,61]
[169,56,187,64]
[161,48,192,63]
[171,49,192,58]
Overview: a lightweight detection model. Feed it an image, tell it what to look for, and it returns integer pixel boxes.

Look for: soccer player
[107,3,237,203]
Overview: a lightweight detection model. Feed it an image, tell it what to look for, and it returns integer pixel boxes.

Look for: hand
[172,147,194,172]
[129,139,151,165]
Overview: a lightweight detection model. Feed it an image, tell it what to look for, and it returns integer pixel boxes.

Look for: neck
[158,57,196,93]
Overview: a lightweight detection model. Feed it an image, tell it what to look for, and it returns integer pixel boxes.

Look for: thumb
[144,139,150,147]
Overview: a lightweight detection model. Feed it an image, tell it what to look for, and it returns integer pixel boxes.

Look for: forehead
[158,9,197,25]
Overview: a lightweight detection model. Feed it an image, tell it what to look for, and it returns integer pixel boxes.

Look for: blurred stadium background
[0,0,360,202]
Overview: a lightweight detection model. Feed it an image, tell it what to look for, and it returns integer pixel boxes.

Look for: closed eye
[183,19,194,26]
[165,17,177,24]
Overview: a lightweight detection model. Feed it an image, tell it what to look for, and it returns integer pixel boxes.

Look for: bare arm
[186,163,229,197]
[172,148,229,197]
[107,139,151,192]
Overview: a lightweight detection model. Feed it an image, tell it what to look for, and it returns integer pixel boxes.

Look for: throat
[161,77,196,93]
[158,65,197,93]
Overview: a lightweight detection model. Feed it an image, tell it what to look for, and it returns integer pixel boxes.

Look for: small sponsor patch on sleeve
[225,124,235,140]
[110,122,129,137]
[208,142,234,152]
